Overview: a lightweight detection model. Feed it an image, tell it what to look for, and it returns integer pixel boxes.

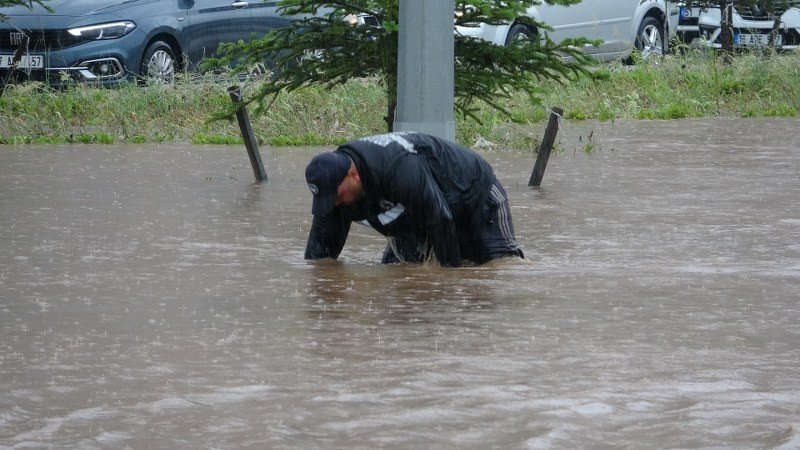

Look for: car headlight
[68,21,136,40]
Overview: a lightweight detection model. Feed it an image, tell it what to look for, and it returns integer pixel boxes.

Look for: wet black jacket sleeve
[390,155,461,267]
[429,220,461,267]
[304,208,352,260]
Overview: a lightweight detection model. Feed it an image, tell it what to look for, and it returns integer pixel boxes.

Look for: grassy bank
[1,50,799,148]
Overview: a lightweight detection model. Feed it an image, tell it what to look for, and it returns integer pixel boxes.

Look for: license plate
[0,54,43,68]
[734,33,783,47]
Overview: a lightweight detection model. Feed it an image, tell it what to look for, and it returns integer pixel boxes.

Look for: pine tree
[0,0,48,8]
[1,0,51,18]
[210,0,602,132]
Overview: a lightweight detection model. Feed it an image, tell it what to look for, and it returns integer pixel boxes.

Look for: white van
[455,0,680,61]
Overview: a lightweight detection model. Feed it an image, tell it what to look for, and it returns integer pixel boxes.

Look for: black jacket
[304,132,495,267]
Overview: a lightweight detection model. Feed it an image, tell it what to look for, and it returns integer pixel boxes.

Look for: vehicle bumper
[693,7,800,51]
[1,58,134,86]
[677,6,701,43]
[454,23,510,46]
[0,23,147,86]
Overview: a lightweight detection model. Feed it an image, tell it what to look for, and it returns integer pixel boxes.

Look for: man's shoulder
[345,132,423,154]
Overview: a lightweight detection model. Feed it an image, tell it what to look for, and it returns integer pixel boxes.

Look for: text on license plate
[734,33,783,47]
[0,54,43,69]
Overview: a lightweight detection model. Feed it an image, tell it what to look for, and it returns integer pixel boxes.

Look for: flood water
[2,118,799,448]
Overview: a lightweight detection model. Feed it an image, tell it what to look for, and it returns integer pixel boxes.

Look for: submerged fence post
[528,107,563,187]
[228,86,267,183]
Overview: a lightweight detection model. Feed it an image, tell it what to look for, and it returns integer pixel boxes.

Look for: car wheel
[504,23,534,46]
[140,41,177,84]
[634,16,665,61]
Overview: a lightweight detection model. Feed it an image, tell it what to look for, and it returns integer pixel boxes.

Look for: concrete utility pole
[393,0,455,141]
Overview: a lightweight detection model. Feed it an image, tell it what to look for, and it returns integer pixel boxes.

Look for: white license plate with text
[0,54,43,68]
[734,33,783,47]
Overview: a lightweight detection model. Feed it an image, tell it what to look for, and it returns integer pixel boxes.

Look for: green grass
[2,50,799,148]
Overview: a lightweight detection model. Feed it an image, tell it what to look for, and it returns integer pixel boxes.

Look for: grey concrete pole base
[394,0,456,142]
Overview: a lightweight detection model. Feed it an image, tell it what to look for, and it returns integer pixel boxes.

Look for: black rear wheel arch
[504,22,536,46]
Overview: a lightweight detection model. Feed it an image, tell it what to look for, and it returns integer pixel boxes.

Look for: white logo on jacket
[359,132,416,153]
[378,201,405,226]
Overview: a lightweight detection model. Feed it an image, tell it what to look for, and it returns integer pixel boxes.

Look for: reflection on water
[1,118,799,447]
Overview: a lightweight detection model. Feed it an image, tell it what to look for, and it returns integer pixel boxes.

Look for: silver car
[455,0,680,61]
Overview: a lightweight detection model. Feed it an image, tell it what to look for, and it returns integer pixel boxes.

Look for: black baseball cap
[305,151,351,216]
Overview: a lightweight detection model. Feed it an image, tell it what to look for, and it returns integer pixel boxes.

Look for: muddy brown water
[1,118,799,448]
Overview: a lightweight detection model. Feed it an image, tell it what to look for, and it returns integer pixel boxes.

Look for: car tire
[633,16,665,61]
[504,23,534,46]
[140,41,177,84]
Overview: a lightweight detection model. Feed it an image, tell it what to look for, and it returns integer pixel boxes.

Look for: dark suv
[0,0,291,86]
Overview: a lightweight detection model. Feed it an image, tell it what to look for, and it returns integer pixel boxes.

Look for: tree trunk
[769,16,781,48]
[384,30,398,132]
[385,72,396,132]
[720,0,734,63]
[386,99,396,132]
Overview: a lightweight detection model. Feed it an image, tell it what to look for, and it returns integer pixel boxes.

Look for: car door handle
[231,1,248,8]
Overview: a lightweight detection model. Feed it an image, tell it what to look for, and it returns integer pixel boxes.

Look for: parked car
[454,0,680,61]
[679,3,800,51]
[0,0,293,87]
[676,4,701,44]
